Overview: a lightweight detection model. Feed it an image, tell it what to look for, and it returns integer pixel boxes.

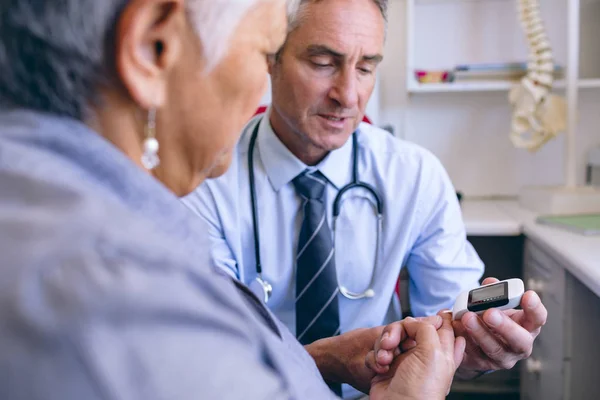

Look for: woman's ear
[115,0,185,109]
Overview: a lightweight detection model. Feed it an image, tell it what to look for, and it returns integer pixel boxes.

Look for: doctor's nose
[328,69,359,110]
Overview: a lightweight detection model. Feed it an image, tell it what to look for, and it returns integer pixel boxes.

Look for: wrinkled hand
[305,326,385,393]
[367,313,465,400]
[453,277,547,378]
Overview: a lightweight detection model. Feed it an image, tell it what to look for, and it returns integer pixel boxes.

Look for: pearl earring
[141,107,160,170]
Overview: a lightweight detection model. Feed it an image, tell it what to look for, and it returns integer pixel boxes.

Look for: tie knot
[293,170,327,200]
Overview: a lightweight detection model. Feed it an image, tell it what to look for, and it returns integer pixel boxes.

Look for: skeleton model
[509,0,567,151]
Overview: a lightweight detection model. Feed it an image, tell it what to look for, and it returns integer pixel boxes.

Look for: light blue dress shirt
[183,109,484,334]
[0,110,338,400]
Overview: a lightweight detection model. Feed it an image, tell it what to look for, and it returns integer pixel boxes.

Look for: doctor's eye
[311,61,334,70]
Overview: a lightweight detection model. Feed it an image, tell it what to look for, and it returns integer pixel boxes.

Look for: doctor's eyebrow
[306,45,344,59]
[305,44,383,64]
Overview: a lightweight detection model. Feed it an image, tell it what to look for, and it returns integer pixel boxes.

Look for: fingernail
[377,349,387,360]
[405,316,415,321]
[528,293,540,309]
[381,332,389,343]
[486,310,502,327]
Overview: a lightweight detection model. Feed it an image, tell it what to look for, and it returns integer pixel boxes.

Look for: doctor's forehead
[287,0,385,57]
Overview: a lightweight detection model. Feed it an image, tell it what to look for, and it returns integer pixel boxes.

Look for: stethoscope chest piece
[249,274,272,304]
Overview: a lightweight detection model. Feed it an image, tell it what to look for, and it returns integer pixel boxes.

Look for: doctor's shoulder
[356,122,450,184]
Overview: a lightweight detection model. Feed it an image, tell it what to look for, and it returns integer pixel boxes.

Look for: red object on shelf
[414,69,453,83]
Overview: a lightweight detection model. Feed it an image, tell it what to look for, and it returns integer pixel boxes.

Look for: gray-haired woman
[0,0,460,399]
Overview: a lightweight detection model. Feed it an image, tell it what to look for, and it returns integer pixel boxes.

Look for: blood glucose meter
[452,278,525,321]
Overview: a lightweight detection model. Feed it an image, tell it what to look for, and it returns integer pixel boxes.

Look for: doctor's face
[269,0,384,156]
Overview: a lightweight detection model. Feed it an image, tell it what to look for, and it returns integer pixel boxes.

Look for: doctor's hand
[452,277,547,379]
[367,314,465,400]
[305,316,441,394]
[305,326,388,394]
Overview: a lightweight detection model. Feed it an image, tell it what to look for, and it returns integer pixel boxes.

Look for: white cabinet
[521,238,600,400]
[521,239,566,400]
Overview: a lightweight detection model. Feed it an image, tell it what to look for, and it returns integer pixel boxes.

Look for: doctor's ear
[267,54,277,74]
[268,42,288,74]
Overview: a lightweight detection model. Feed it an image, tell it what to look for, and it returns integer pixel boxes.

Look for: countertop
[462,199,600,298]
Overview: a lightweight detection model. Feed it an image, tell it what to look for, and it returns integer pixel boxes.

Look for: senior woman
[0,0,462,399]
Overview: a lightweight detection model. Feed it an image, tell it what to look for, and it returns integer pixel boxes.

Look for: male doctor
[183,0,547,398]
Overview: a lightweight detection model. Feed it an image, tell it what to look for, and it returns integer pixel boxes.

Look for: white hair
[187,0,302,70]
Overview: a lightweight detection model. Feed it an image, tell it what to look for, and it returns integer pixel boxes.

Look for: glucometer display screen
[471,284,505,302]
[467,282,509,312]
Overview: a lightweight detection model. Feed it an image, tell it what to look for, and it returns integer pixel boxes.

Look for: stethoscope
[248,118,385,303]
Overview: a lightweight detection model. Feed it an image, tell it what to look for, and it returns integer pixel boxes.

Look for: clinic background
[260,0,600,399]
[262,0,600,197]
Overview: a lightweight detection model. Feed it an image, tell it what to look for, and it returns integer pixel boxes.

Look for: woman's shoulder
[0,165,255,331]
[0,169,294,399]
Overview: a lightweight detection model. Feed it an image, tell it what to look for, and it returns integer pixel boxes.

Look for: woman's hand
[366,313,465,400]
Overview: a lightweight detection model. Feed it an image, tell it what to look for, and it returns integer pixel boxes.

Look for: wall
[378,0,600,197]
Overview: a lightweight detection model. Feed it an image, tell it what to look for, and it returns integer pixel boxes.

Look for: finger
[519,291,547,334]
[404,320,439,343]
[462,312,508,363]
[453,318,491,371]
[481,308,534,357]
[503,309,520,319]
[375,344,397,367]
[415,315,444,328]
[365,350,390,374]
[375,320,408,366]
[412,322,441,350]
[437,311,457,355]
[377,321,406,353]
[376,316,443,365]
[454,336,466,368]
[452,319,469,338]
[481,277,500,286]
[400,339,417,352]
[377,316,441,357]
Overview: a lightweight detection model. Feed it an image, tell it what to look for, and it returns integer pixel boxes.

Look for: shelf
[408,78,600,94]
[409,80,515,93]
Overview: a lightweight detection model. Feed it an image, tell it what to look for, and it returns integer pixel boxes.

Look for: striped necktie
[293,170,340,345]
[293,169,342,396]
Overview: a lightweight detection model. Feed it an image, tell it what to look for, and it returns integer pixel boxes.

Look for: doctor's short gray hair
[0,0,296,120]
[287,0,388,33]
[272,0,387,61]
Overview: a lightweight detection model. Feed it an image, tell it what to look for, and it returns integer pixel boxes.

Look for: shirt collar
[256,107,354,191]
